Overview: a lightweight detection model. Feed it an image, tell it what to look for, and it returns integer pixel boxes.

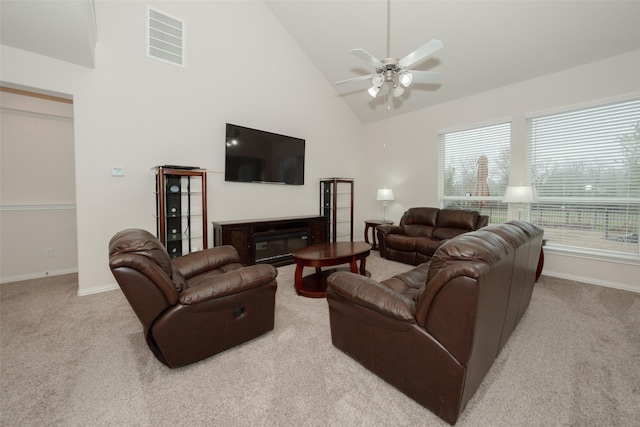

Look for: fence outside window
[443,198,639,255]
[439,97,639,257]
[527,97,640,257]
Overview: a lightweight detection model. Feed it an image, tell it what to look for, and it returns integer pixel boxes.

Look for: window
[439,121,511,223]
[527,97,640,257]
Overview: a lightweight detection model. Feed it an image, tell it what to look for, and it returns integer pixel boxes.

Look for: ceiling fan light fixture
[392,84,404,97]
[338,39,443,97]
[334,0,443,101]
[400,72,413,87]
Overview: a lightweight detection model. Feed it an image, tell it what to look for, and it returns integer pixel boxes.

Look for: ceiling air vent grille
[146,7,185,67]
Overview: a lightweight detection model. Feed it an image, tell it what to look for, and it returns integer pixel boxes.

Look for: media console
[212,215,328,266]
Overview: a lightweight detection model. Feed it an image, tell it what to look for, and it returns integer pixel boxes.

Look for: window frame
[525,94,640,260]
[438,119,512,224]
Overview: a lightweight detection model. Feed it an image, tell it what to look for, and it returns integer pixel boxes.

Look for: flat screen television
[225,123,305,185]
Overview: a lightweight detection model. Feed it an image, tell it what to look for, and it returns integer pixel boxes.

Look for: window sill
[545,244,640,266]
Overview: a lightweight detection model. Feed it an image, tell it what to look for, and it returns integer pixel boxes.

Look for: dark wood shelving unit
[154,166,207,258]
[320,177,354,242]
[212,215,327,266]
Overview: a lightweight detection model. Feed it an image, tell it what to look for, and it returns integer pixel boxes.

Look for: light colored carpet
[1,252,639,426]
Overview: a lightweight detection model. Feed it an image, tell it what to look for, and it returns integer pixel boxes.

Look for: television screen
[225,123,305,185]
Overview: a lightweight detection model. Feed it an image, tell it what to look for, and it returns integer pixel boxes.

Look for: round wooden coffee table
[293,242,372,298]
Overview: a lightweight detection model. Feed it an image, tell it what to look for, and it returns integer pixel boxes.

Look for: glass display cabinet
[154,166,207,258]
[319,177,354,242]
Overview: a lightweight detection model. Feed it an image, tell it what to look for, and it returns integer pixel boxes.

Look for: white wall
[1,1,363,294]
[3,1,638,294]
[0,91,78,281]
[360,50,640,292]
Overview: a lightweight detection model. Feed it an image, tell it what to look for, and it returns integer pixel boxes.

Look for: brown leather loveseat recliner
[377,207,489,265]
[109,228,278,368]
[327,221,544,425]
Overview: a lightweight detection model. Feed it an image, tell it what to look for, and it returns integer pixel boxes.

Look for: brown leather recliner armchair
[108,228,278,368]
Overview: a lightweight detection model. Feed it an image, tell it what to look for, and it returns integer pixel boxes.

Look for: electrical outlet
[45,247,54,257]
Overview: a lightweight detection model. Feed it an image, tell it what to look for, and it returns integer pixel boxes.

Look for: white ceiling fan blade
[397,39,443,70]
[408,70,443,84]
[334,74,376,85]
[351,48,385,69]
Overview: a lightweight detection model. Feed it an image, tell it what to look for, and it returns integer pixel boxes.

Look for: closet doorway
[0,84,78,283]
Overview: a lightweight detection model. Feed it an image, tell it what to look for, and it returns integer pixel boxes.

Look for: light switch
[111,167,125,177]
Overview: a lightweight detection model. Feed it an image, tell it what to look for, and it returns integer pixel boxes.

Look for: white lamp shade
[400,72,413,87]
[368,85,381,98]
[376,188,395,201]
[502,185,538,203]
[392,85,404,97]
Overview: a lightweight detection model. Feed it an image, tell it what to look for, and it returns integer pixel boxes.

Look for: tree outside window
[527,98,640,256]
[440,122,511,223]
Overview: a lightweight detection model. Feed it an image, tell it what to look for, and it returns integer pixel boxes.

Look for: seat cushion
[415,237,442,257]
[404,224,435,238]
[433,227,472,240]
[385,234,420,251]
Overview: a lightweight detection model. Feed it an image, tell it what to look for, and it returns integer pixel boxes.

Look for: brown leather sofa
[327,221,543,425]
[377,207,489,265]
[108,228,278,368]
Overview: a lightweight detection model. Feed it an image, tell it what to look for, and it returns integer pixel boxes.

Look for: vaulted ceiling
[2,1,639,123]
[265,0,640,123]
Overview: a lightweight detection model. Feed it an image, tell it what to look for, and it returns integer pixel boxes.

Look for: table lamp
[502,185,538,221]
[376,188,394,221]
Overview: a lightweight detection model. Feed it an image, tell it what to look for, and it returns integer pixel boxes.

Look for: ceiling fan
[335,0,443,98]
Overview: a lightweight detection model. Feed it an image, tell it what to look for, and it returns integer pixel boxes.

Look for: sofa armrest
[179,264,277,305]
[377,225,405,256]
[476,215,489,229]
[327,271,416,322]
[376,224,403,236]
[172,245,241,280]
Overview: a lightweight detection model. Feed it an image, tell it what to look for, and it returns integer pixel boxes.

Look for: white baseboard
[4,268,636,296]
[542,270,640,294]
[77,283,119,296]
[0,268,78,284]
[0,269,120,296]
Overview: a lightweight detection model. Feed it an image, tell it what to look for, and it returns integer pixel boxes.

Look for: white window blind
[527,97,640,256]
[439,122,511,223]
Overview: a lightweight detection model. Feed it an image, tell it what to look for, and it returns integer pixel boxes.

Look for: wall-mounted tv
[225,123,305,185]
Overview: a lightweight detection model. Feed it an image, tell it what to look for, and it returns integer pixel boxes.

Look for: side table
[364,219,393,251]
[535,238,548,282]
